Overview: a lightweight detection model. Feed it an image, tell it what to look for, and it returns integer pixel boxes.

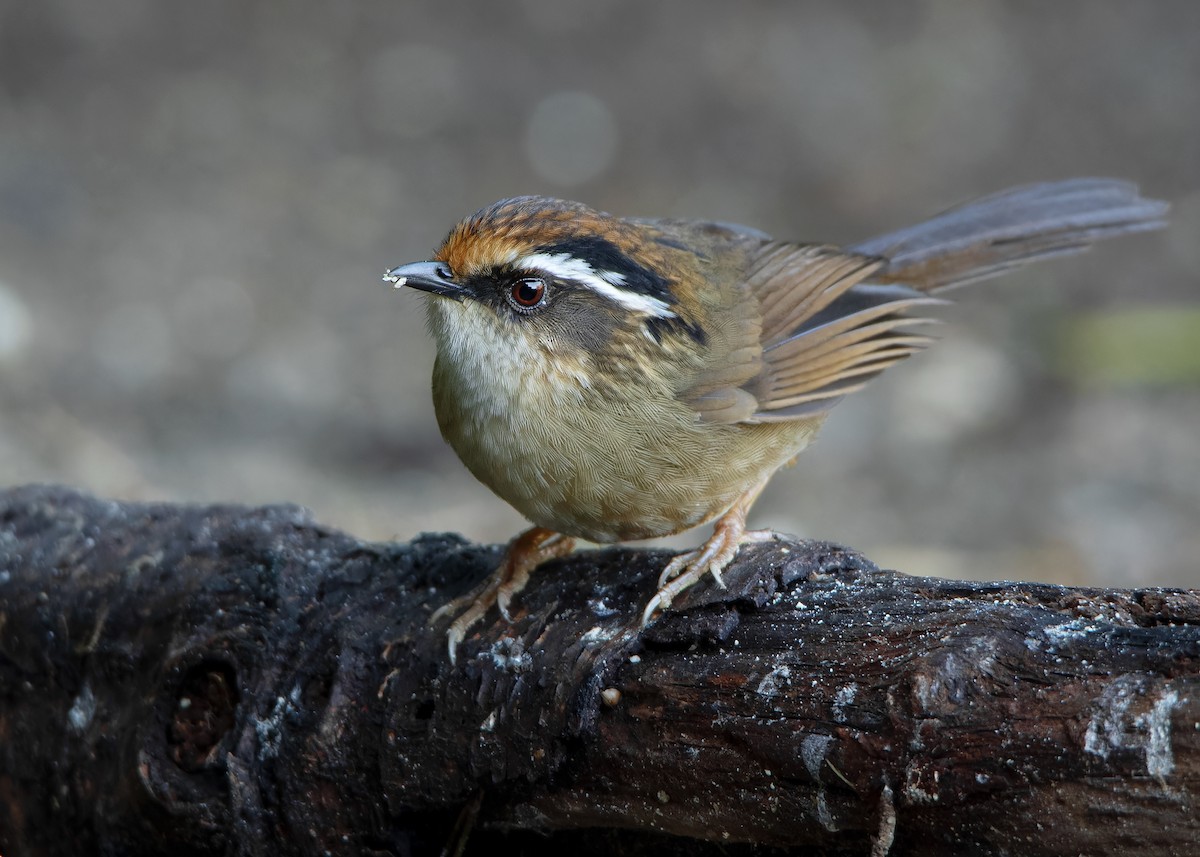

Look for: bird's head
[385,197,714,378]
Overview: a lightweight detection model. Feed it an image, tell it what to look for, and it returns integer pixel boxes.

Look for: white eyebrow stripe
[516,252,676,318]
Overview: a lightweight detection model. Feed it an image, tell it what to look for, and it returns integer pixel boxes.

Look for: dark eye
[508,277,547,309]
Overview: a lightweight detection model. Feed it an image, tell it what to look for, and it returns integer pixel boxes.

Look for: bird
[384,179,1167,660]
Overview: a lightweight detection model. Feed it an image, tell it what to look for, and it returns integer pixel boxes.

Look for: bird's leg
[641,476,775,625]
[430,526,575,663]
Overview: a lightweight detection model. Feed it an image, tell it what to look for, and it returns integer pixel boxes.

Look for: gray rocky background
[1,1,1197,587]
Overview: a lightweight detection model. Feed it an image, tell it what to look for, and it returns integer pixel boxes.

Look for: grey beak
[382,261,473,301]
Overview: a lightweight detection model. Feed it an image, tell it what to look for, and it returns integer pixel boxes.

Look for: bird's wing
[746,243,945,421]
[682,242,943,424]
[679,179,1167,424]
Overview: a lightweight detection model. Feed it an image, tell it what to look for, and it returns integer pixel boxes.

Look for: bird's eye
[508,277,547,310]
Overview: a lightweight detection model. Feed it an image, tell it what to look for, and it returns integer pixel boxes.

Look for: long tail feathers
[747,179,1167,422]
[850,178,1169,293]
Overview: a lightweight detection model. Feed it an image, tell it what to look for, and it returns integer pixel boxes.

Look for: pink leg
[641,477,775,625]
[431,527,575,663]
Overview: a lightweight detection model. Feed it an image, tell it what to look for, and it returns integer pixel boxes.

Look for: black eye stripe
[535,236,673,304]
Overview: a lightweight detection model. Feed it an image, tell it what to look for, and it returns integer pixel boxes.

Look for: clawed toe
[641,478,775,626]
[429,527,575,663]
[641,545,738,627]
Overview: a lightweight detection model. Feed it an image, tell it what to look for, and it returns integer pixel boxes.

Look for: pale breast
[430,335,818,543]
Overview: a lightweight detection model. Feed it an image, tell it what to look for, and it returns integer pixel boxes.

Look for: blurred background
[1,1,1197,587]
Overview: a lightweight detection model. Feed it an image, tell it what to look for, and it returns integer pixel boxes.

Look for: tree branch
[1,485,1198,856]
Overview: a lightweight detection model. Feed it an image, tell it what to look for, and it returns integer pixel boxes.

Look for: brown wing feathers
[744,246,942,420]
[743,179,1166,422]
[753,246,884,342]
[677,180,1164,424]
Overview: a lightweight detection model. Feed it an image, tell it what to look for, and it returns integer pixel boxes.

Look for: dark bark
[1,485,1198,857]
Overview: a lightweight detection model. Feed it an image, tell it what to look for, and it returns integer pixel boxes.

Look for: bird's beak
[382,261,473,302]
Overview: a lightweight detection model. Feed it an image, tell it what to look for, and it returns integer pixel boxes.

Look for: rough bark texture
[1,485,1198,857]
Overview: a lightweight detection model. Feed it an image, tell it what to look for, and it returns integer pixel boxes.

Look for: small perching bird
[384,179,1168,661]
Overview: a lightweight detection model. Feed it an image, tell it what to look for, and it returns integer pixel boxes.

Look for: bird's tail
[850,178,1169,293]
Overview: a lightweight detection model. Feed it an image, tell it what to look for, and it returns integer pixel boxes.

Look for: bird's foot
[430,527,575,663]
[641,525,778,625]
[641,477,775,625]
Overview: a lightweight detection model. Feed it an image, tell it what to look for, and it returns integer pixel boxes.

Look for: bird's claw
[642,528,778,626]
[429,527,575,664]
